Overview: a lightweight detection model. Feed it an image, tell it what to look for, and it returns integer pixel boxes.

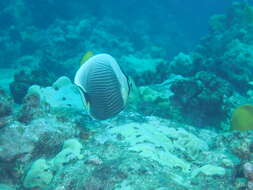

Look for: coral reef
[170,71,233,127]
[27,76,83,112]
[244,162,253,181]
[0,88,12,118]
[51,138,83,171]
[23,158,53,189]
[1,1,253,190]
[120,55,168,85]
[194,2,253,93]
[9,69,56,104]
[17,92,43,123]
[0,80,248,190]
[0,110,234,190]
[0,88,13,129]
[169,52,196,76]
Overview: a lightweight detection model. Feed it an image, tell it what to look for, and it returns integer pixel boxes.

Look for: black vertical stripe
[85,61,124,120]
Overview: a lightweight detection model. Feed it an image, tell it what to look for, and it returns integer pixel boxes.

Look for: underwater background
[1,0,253,189]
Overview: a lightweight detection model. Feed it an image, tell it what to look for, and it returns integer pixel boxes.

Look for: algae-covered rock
[0,184,15,190]
[106,120,209,173]
[27,76,83,111]
[139,85,173,103]
[0,69,16,93]
[9,68,57,104]
[169,52,195,76]
[2,114,233,190]
[136,78,176,117]
[0,89,13,118]
[17,92,43,123]
[194,2,253,93]
[243,162,253,181]
[122,55,163,74]
[23,158,53,189]
[90,116,233,190]
[219,40,253,91]
[51,138,84,170]
[209,14,227,33]
[170,71,233,127]
[121,55,167,85]
[192,164,226,177]
[0,117,78,163]
[0,122,35,163]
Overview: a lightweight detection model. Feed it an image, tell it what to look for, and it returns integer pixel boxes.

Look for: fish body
[74,53,129,120]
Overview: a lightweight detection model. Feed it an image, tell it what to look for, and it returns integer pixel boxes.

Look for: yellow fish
[80,51,94,66]
[231,104,253,130]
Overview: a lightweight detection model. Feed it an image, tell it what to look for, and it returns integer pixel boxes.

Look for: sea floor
[0,75,251,190]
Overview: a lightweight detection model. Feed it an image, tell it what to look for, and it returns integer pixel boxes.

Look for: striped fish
[74,53,130,120]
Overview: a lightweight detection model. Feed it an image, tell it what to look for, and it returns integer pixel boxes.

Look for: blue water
[0,0,233,63]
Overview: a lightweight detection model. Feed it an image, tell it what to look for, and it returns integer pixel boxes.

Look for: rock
[0,122,34,163]
[219,40,253,91]
[134,75,181,117]
[9,69,57,104]
[23,158,53,189]
[231,137,251,159]
[0,116,13,129]
[209,14,226,33]
[0,184,15,190]
[0,69,15,93]
[221,159,234,168]
[169,52,195,76]
[170,71,233,127]
[0,117,78,163]
[194,3,253,93]
[105,119,209,173]
[22,139,84,189]
[27,76,83,112]
[15,55,39,71]
[234,178,247,190]
[17,92,44,123]
[248,181,253,190]
[192,164,226,177]
[121,55,167,85]
[51,138,84,171]
[243,162,253,181]
[9,79,30,104]
[0,89,13,118]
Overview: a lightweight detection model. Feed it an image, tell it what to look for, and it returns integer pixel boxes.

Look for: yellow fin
[80,51,93,66]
